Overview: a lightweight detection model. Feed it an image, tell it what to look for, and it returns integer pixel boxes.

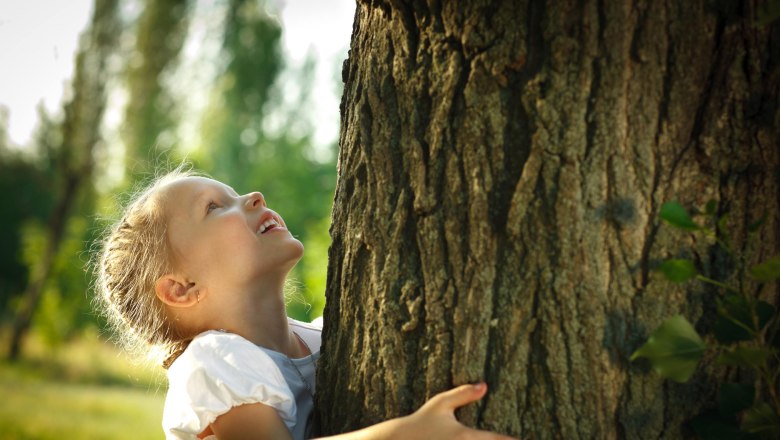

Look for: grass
[0,328,167,439]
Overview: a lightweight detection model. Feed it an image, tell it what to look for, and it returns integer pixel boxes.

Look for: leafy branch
[631,201,780,439]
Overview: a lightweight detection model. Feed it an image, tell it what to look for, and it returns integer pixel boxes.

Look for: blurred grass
[0,327,167,439]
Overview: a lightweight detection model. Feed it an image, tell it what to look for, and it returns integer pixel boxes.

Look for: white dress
[162,318,322,440]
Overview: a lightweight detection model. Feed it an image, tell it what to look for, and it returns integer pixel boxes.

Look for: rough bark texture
[316,1,779,438]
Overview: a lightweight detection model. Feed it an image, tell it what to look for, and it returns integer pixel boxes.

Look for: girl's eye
[207,202,219,213]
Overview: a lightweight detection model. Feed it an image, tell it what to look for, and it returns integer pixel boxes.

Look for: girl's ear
[155,274,198,308]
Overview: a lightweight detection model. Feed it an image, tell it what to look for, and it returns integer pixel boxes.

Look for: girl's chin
[286,237,305,257]
[275,241,305,270]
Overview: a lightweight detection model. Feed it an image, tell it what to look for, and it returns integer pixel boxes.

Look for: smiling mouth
[258,218,281,234]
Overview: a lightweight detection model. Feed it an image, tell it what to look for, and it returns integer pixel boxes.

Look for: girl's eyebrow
[216,182,239,198]
[191,186,239,217]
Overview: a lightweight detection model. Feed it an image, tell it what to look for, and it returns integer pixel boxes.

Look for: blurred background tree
[6,0,121,360]
[0,108,57,327]
[121,0,190,177]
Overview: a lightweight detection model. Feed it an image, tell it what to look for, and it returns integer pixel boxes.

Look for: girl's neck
[206,280,303,358]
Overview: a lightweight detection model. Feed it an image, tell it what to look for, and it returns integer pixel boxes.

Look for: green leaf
[719,383,755,416]
[749,257,780,282]
[714,295,771,344]
[713,306,753,344]
[658,259,698,282]
[716,347,771,368]
[742,402,780,437]
[630,315,705,382]
[660,201,701,231]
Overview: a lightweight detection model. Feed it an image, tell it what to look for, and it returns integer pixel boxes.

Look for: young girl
[95,166,512,440]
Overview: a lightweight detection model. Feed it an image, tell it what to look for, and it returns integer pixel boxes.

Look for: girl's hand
[390,383,516,440]
[319,383,517,440]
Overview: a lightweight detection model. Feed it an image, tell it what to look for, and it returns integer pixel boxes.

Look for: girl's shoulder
[189,328,251,350]
[163,330,297,437]
[174,330,256,365]
[169,330,290,388]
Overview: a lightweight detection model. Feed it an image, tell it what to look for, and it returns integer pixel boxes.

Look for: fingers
[412,383,520,439]
[426,382,488,412]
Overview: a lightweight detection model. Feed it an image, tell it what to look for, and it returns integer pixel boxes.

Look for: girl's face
[161,176,304,294]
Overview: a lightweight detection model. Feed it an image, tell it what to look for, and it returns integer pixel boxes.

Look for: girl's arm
[210,402,293,440]
[319,383,515,440]
[210,383,515,440]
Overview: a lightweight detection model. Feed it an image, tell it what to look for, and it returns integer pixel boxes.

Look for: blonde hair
[93,165,203,368]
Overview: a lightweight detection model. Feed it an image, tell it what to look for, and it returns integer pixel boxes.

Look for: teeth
[258,219,279,234]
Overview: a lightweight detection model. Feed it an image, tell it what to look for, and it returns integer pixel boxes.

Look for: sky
[0,0,92,145]
[0,0,355,148]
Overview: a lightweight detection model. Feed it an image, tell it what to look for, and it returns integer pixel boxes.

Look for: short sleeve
[162,331,297,439]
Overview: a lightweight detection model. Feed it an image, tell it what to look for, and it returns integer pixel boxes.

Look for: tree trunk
[7,0,120,360]
[316,0,779,438]
[121,0,190,177]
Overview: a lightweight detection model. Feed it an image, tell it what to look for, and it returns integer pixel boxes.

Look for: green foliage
[19,217,95,347]
[658,259,698,283]
[0,125,58,320]
[714,295,774,344]
[633,200,780,438]
[299,216,332,319]
[6,104,103,345]
[199,0,285,192]
[743,403,780,437]
[660,201,701,231]
[122,0,190,176]
[717,347,772,368]
[749,257,780,282]
[630,315,705,382]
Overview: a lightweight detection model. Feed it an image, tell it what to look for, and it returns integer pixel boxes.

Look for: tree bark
[316,0,779,438]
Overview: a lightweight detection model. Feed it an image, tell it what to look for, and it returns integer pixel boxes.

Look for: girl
[95,166,512,440]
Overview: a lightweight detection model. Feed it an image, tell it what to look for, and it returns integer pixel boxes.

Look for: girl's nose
[245,192,266,209]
